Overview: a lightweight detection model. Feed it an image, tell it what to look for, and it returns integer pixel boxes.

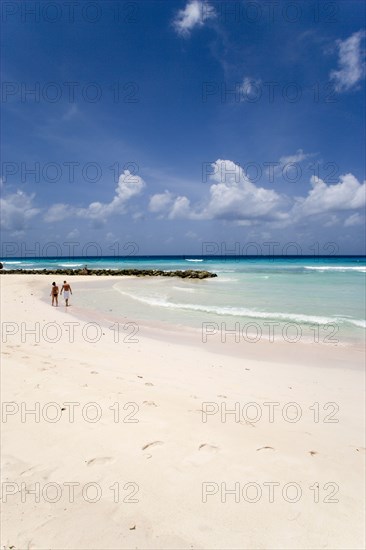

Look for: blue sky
[1,0,365,256]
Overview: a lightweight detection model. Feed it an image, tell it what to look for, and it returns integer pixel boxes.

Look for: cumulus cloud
[0,190,40,231]
[200,160,287,221]
[150,160,287,222]
[149,160,366,228]
[149,190,198,219]
[330,30,365,92]
[148,190,174,213]
[293,173,366,217]
[173,0,216,36]
[44,170,145,223]
[169,195,195,219]
[78,170,145,221]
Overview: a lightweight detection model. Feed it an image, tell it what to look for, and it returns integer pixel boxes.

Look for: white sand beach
[1,275,365,549]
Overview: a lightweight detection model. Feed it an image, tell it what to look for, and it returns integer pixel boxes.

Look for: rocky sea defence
[0,268,217,279]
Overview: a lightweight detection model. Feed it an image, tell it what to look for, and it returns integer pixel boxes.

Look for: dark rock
[0,267,217,278]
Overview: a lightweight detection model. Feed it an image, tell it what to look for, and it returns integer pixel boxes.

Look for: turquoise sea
[2,256,365,345]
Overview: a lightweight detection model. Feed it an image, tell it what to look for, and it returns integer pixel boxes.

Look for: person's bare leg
[56,296,58,307]
[66,298,69,307]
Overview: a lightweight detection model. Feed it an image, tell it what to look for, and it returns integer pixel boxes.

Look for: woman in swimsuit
[50,282,59,307]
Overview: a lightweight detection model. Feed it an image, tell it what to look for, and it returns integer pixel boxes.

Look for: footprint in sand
[20,465,38,477]
[256,446,274,451]
[86,457,114,466]
[143,401,157,407]
[142,441,164,451]
[309,450,318,456]
[90,371,99,374]
[145,382,154,386]
[199,443,218,452]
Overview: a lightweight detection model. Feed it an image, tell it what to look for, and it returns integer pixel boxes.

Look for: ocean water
[2,256,365,345]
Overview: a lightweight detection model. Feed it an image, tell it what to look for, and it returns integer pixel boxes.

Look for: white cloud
[150,160,287,222]
[149,160,366,228]
[0,190,40,231]
[66,228,80,239]
[78,170,145,221]
[240,77,262,100]
[44,203,70,222]
[267,149,316,181]
[132,211,144,221]
[169,196,196,219]
[200,160,286,221]
[148,190,174,213]
[278,149,314,166]
[44,170,145,223]
[344,212,365,227]
[293,173,366,217]
[323,215,339,227]
[173,0,216,36]
[330,30,365,92]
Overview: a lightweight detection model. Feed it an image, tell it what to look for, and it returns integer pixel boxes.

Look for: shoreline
[1,274,365,549]
[40,274,366,357]
[5,273,366,363]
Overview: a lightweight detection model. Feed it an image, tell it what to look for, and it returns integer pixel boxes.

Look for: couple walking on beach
[50,281,72,307]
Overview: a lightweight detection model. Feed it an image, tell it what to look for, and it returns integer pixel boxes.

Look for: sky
[1,0,365,256]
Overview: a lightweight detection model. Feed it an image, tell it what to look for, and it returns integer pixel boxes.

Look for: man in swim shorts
[60,280,72,306]
[50,282,59,307]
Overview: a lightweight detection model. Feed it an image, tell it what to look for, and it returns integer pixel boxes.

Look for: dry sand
[1,275,365,549]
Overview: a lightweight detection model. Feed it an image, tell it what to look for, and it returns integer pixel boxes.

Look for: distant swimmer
[60,280,72,307]
[50,282,59,307]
